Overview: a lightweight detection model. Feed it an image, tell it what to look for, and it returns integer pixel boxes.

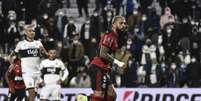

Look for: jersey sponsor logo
[42,67,61,75]
[19,48,40,57]
[103,36,113,47]
[27,49,39,56]
[14,76,23,81]
[47,67,56,74]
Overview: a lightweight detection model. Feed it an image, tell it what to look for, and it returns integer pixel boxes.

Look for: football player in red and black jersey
[5,58,26,101]
[89,16,127,101]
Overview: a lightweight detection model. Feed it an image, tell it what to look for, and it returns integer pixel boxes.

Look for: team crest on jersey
[107,37,113,43]
[29,82,32,86]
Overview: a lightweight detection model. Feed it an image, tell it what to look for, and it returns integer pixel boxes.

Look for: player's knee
[28,89,36,97]
[93,90,104,97]
[108,91,117,99]
[107,87,116,98]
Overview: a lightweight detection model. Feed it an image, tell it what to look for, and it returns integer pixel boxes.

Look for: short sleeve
[37,41,43,47]
[59,60,66,70]
[99,34,114,48]
[39,61,44,70]
[14,42,21,53]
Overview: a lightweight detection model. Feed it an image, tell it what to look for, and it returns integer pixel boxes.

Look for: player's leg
[15,89,27,101]
[8,91,16,101]
[22,74,36,101]
[52,84,61,101]
[40,85,51,101]
[106,84,117,101]
[88,64,105,101]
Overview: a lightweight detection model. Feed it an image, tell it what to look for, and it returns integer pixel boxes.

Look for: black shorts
[8,89,26,101]
[88,64,112,91]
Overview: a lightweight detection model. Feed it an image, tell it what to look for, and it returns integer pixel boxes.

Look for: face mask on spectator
[191,57,196,63]
[146,40,152,46]
[181,64,186,68]
[93,12,98,17]
[69,20,74,24]
[133,10,138,15]
[171,64,176,70]
[85,24,90,29]
[126,45,131,49]
[167,28,172,34]
[168,17,174,22]
[142,14,147,21]
[182,18,188,24]
[91,38,97,43]
[57,42,62,48]
[73,40,78,44]
[161,62,165,67]
[127,39,132,45]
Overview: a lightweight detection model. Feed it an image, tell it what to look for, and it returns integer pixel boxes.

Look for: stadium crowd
[0,0,201,89]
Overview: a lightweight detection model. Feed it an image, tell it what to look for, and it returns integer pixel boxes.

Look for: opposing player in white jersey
[9,24,48,101]
[39,48,68,101]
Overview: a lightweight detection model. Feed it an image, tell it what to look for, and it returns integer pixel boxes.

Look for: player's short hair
[112,16,125,24]
[23,24,35,30]
[47,48,57,52]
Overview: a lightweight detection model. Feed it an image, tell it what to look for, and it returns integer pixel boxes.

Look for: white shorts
[40,84,61,100]
[22,72,40,89]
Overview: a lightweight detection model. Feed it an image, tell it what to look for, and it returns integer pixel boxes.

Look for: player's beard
[117,27,127,35]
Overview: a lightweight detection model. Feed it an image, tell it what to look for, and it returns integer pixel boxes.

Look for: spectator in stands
[86,38,98,60]
[80,19,91,51]
[4,10,20,54]
[0,4,5,54]
[94,0,107,12]
[44,17,61,41]
[38,0,62,18]
[80,17,101,58]
[160,7,175,30]
[127,8,142,33]
[186,57,201,87]
[141,39,157,86]
[66,33,85,86]
[166,62,182,87]
[0,56,10,87]
[74,66,91,88]
[76,0,89,17]
[89,11,102,41]
[63,17,77,47]
[102,0,115,31]
[156,62,168,87]
[112,0,123,15]
[190,22,201,61]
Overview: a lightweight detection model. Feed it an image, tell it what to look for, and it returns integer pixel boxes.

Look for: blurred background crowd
[0,0,201,88]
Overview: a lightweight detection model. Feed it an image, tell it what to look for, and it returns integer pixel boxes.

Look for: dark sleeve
[40,69,45,79]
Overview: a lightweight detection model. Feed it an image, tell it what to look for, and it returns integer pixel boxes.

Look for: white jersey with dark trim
[40,59,66,84]
[14,40,43,73]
